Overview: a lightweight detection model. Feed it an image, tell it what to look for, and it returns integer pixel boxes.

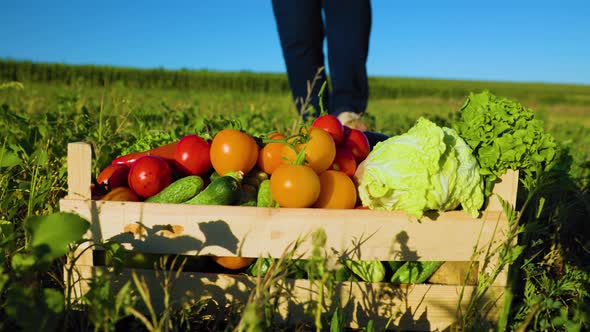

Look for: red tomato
[96,164,129,189]
[328,147,356,177]
[128,156,172,198]
[343,127,370,162]
[210,129,259,176]
[312,114,345,145]
[270,165,320,208]
[175,134,212,176]
[257,133,286,175]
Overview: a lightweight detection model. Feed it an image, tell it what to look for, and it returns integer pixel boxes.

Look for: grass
[0,71,589,331]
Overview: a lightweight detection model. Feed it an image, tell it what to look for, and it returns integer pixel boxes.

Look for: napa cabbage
[354,117,484,218]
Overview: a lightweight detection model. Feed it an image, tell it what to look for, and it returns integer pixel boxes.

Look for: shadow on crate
[105,219,243,256]
[78,254,499,331]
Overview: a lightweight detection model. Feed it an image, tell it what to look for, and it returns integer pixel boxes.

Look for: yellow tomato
[257,133,287,174]
[100,187,140,202]
[210,129,259,176]
[281,127,336,174]
[270,164,321,208]
[314,170,357,209]
[212,256,255,270]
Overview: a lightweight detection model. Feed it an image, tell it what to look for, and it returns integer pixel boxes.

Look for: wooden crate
[60,142,519,331]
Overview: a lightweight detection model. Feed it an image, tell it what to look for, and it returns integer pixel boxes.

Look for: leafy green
[390,261,443,284]
[23,212,90,268]
[343,259,386,282]
[355,117,484,218]
[454,91,558,195]
[5,285,64,332]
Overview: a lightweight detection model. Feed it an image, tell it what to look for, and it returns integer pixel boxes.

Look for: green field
[0,61,589,331]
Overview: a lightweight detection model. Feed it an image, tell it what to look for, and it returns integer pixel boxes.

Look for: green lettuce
[454,91,557,195]
[355,117,484,218]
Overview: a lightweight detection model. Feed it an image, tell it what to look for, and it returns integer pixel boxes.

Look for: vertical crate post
[64,143,94,303]
[481,169,519,288]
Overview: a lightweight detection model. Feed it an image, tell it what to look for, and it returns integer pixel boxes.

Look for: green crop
[455,91,558,195]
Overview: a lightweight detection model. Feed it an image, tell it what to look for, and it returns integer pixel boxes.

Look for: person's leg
[323,0,371,117]
[271,0,328,118]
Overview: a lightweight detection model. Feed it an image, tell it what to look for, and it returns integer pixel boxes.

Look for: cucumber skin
[145,176,204,204]
[184,175,241,205]
[257,179,277,207]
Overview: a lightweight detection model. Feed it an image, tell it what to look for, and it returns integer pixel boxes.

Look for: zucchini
[184,175,241,205]
[145,176,204,204]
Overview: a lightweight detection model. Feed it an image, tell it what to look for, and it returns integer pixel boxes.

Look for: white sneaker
[337,111,369,131]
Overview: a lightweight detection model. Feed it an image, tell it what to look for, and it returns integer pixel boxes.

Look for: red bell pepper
[111,141,179,166]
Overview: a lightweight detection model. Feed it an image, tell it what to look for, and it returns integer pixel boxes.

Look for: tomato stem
[260,132,309,156]
[293,147,307,166]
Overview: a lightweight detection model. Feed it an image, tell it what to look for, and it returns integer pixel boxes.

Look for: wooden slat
[69,265,504,331]
[66,143,94,266]
[67,142,92,200]
[60,199,509,261]
[487,169,519,212]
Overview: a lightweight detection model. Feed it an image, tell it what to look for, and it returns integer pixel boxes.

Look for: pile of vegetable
[93,90,557,281]
[94,114,371,210]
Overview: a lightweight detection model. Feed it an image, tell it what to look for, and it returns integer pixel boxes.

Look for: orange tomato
[100,187,140,202]
[212,256,255,270]
[268,132,286,140]
[257,133,286,174]
[281,127,336,174]
[314,170,357,209]
[210,129,259,176]
[270,164,321,208]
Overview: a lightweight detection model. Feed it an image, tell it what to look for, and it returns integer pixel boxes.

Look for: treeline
[1,59,589,104]
[0,59,291,93]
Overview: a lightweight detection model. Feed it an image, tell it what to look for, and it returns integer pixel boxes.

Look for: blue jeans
[271,0,371,118]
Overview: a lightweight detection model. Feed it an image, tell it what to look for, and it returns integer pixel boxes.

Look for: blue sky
[1,1,589,84]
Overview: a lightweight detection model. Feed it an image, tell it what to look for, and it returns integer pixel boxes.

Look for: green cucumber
[257,179,278,207]
[209,171,221,182]
[184,175,241,205]
[145,176,204,204]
